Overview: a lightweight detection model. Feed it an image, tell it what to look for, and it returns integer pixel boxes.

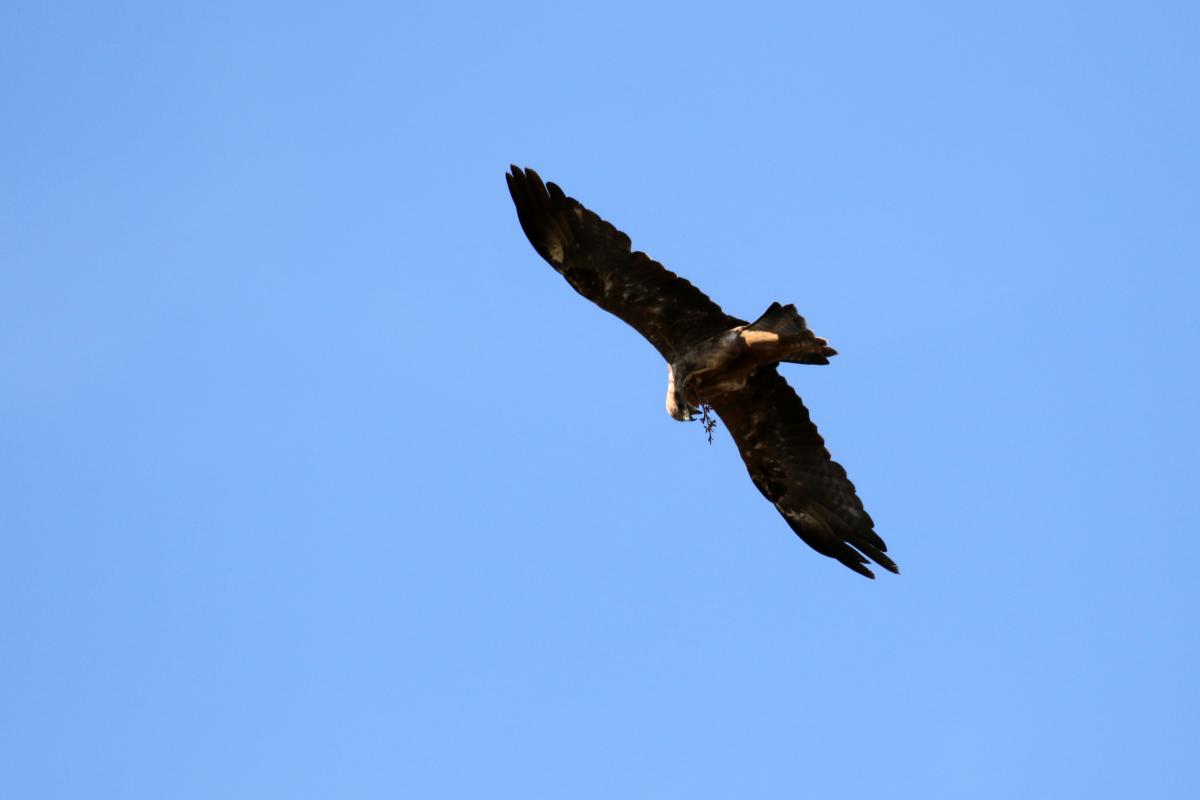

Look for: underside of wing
[506,166,743,361]
[711,368,898,578]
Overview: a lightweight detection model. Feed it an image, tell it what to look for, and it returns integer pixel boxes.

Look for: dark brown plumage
[505,166,898,578]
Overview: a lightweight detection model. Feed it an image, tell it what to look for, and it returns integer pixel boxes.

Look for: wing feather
[710,368,898,578]
[506,166,742,360]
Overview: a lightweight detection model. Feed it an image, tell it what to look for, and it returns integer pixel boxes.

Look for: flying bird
[505,166,898,578]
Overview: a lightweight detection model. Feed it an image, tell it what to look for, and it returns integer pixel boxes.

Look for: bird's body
[505,166,899,578]
[665,302,838,421]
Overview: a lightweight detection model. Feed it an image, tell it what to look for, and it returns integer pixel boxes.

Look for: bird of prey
[505,166,898,578]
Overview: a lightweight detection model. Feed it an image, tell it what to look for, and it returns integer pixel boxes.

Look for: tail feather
[748,302,837,365]
[746,302,807,335]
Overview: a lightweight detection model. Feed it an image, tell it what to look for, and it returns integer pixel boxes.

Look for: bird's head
[665,363,697,421]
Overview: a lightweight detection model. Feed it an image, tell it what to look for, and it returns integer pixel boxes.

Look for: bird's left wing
[506,166,743,361]
[710,367,899,578]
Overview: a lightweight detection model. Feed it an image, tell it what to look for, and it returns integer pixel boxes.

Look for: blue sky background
[3,1,1198,797]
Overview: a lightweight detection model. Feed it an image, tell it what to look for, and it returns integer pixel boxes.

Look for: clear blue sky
[3,1,1198,797]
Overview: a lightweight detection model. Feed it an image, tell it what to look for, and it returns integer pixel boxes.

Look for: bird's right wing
[506,166,743,361]
[710,367,898,578]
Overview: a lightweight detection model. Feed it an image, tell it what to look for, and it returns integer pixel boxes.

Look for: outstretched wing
[506,166,743,361]
[711,368,898,578]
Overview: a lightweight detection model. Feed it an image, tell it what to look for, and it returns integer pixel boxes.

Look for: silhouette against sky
[3,2,1198,797]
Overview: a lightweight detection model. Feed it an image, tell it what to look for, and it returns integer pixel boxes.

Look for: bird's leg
[678,368,708,422]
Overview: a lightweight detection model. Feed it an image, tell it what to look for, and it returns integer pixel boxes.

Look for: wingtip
[842,545,900,579]
[869,549,901,575]
[507,164,538,181]
[843,559,876,579]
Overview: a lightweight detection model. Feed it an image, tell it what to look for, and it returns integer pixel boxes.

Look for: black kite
[506,166,898,578]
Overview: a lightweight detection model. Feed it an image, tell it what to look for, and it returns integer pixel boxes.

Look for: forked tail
[746,302,838,365]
